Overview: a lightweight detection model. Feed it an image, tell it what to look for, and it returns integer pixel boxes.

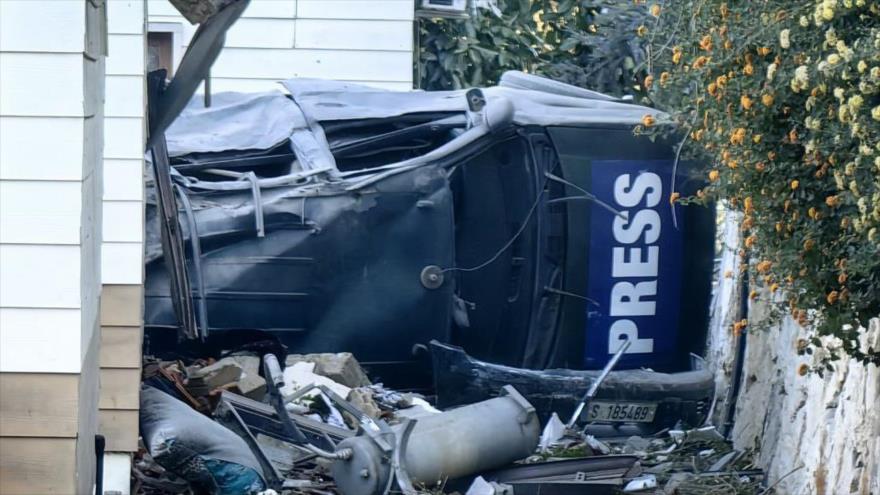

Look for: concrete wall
[146,0,415,92]
[0,1,106,493]
[707,213,880,494]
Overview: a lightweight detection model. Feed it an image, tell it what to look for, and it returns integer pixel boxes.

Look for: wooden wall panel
[0,437,77,495]
[99,368,141,410]
[99,409,139,452]
[0,373,80,437]
[100,284,143,326]
[100,326,143,369]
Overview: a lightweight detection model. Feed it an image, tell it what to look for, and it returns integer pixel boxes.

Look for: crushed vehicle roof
[165,71,665,158]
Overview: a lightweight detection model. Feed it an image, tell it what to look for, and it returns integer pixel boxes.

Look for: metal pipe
[332,386,540,495]
[566,339,631,428]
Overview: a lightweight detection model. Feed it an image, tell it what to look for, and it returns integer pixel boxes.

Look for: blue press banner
[584,159,683,370]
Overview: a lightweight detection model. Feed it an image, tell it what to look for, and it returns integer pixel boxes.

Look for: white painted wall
[0,0,104,373]
[146,0,415,92]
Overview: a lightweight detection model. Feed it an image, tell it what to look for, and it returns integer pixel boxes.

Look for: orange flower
[730,127,746,145]
[743,64,754,76]
[660,71,670,85]
[693,55,710,69]
[770,282,780,293]
[724,39,733,50]
[744,196,754,214]
[709,169,720,181]
[797,363,809,376]
[755,162,766,172]
[825,195,840,208]
[838,273,847,284]
[803,239,815,251]
[757,46,772,56]
[762,94,774,106]
[641,114,656,127]
[790,179,799,190]
[708,82,719,96]
[741,95,753,109]
[789,129,798,143]
[826,290,839,304]
[745,234,757,248]
[757,260,772,273]
[775,222,783,232]
[669,191,680,204]
[700,34,713,51]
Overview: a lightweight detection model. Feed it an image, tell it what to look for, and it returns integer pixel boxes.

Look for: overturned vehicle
[145,66,716,432]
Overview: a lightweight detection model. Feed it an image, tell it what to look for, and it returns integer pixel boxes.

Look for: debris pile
[135,351,766,495]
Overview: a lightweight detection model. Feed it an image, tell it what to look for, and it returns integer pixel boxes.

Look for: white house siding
[98,1,147,484]
[0,1,105,493]
[146,0,415,92]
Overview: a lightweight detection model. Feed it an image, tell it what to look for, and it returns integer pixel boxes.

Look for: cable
[440,177,549,274]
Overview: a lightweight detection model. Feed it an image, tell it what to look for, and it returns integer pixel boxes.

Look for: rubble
[136,348,769,495]
[285,353,371,389]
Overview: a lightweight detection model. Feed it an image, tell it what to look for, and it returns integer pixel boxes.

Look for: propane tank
[331,386,540,495]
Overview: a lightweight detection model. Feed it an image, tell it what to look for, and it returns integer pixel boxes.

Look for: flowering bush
[645,0,880,364]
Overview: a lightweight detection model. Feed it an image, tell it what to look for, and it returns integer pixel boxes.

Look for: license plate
[586,401,657,423]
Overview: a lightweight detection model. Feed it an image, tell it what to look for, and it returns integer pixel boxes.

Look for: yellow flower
[752,134,762,144]
[770,283,780,293]
[743,63,754,76]
[858,60,868,73]
[791,179,800,190]
[762,94,774,106]
[741,95,753,109]
[827,53,841,65]
[720,3,729,18]
[709,169,720,182]
[699,34,713,51]
[637,25,649,37]
[672,46,683,64]
[871,105,880,121]
[650,4,661,17]
[779,29,791,49]
[641,114,656,127]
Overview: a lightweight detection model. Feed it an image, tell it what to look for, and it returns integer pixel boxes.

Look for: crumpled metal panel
[145,165,455,373]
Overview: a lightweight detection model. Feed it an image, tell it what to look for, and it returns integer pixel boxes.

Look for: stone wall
[707,214,880,494]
